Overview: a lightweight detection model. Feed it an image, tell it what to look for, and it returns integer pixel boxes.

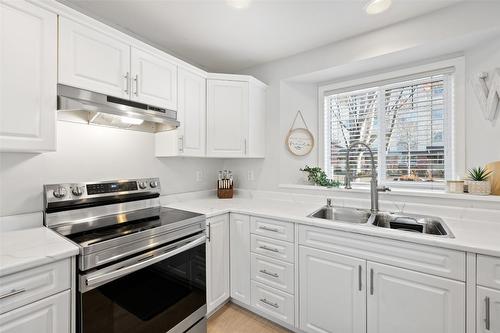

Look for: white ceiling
[64,0,462,72]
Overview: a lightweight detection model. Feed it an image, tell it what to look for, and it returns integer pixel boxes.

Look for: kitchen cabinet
[206,214,230,314]
[477,286,500,333]
[299,246,366,333]
[206,75,266,158]
[367,261,465,333]
[156,68,206,157]
[230,214,251,305]
[0,291,70,333]
[130,47,177,110]
[59,16,130,99]
[0,0,57,152]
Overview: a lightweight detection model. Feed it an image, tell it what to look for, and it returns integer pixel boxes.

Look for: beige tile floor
[207,303,291,333]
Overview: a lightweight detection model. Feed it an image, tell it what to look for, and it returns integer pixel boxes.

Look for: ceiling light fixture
[365,0,392,15]
[120,116,144,126]
[225,0,251,10]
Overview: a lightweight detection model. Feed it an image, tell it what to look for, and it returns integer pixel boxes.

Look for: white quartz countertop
[164,197,500,258]
[0,227,79,277]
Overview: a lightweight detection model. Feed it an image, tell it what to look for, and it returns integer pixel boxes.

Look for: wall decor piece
[471,68,500,121]
[286,110,314,156]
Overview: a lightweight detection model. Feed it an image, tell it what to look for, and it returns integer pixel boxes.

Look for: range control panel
[43,178,161,205]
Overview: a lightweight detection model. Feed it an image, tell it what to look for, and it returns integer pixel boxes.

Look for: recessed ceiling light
[226,0,251,10]
[365,0,392,15]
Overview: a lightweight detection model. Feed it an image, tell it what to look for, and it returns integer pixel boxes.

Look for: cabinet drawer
[477,255,500,290]
[0,259,71,315]
[251,281,294,326]
[299,225,465,281]
[251,254,294,294]
[251,235,294,263]
[251,216,294,242]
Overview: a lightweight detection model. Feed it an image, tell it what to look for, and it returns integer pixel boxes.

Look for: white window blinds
[324,72,451,188]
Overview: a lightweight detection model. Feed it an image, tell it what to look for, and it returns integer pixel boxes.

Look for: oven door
[78,233,206,333]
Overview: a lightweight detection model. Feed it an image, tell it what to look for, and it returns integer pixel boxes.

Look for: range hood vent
[57,84,180,133]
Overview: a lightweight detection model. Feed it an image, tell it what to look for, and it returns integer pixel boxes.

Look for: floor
[207,303,291,333]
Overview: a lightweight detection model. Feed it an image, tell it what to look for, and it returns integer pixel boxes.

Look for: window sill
[278,184,500,203]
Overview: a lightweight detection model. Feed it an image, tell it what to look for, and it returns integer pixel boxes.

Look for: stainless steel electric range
[43,178,207,333]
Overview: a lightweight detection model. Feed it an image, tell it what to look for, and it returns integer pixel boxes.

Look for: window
[323,71,452,189]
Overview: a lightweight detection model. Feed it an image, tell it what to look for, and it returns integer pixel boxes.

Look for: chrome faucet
[344,141,390,213]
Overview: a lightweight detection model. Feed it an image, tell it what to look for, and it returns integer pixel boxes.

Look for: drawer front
[251,281,294,326]
[299,225,465,281]
[477,255,500,290]
[251,235,294,263]
[0,259,71,315]
[251,216,294,242]
[251,254,294,294]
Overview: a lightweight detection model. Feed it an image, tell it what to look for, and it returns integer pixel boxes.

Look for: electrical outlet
[196,171,202,182]
[247,170,254,181]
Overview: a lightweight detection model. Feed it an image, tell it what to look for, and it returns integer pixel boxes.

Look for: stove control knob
[72,186,84,196]
[53,186,67,199]
[150,181,158,188]
[138,181,147,189]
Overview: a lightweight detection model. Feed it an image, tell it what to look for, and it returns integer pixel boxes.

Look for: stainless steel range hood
[57,84,180,133]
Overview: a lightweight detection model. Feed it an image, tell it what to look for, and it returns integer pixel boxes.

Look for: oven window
[80,243,206,333]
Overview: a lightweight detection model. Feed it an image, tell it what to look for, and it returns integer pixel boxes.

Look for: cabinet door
[477,286,500,333]
[0,1,56,152]
[131,47,177,110]
[207,80,249,157]
[59,17,130,98]
[0,290,70,333]
[299,246,366,333]
[178,68,206,156]
[230,213,251,305]
[206,214,230,314]
[367,262,465,333]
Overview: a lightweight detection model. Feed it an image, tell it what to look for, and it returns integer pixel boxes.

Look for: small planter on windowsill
[467,166,492,196]
[217,184,233,199]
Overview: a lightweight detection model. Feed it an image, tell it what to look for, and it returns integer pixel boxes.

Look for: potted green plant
[467,166,492,195]
[300,166,341,188]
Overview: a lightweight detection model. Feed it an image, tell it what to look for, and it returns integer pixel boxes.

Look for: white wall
[226,2,500,192]
[0,121,223,216]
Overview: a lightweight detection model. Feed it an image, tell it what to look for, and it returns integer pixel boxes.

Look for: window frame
[318,58,465,190]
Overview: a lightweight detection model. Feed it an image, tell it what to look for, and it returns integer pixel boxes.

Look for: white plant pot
[467,180,491,195]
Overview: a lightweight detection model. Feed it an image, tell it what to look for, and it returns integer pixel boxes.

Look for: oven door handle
[82,235,206,291]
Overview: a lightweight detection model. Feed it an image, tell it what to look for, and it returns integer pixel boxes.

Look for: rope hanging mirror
[286,110,314,156]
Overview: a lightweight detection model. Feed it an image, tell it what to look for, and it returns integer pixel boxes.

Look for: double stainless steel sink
[308,206,454,238]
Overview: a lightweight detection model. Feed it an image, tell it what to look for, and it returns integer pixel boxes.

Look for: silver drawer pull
[259,269,279,278]
[485,296,491,330]
[0,288,26,300]
[260,298,279,309]
[259,226,280,233]
[259,245,279,253]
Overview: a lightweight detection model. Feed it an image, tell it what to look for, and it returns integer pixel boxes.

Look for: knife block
[217,183,233,199]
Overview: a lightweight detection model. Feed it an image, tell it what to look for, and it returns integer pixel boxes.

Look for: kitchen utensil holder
[217,183,233,199]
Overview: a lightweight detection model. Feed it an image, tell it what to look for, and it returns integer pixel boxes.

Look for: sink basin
[368,212,454,238]
[308,206,371,224]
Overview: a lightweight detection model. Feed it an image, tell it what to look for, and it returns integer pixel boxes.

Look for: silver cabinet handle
[259,245,279,253]
[179,135,184,153]
[244,139,247,155]
[485,296,491,330]
[0,288,26,300]
[358,265,362,291]
[260,298,279,309]
[124,72,130,94]
[259,226,279,233]
[370,268,374,295]
[259,269,279,278]
[133,74,139,96]
[207,223,211,242]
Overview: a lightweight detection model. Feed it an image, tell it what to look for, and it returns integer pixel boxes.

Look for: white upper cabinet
[207,75,267,158]
[130,47,177,110]
[156,68,206,157]
[58,17,130,99]
[367,262,465,333]
[0,0,57,152]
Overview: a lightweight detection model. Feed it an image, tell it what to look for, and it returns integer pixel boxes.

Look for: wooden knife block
[217,183,233,199]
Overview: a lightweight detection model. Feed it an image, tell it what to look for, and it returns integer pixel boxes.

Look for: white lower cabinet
[477,286,500,333]
[367,262,465,333]
[230,213,251,305]
[206,214,230,314]
[299,246,366,333]
[0,290,70,333]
